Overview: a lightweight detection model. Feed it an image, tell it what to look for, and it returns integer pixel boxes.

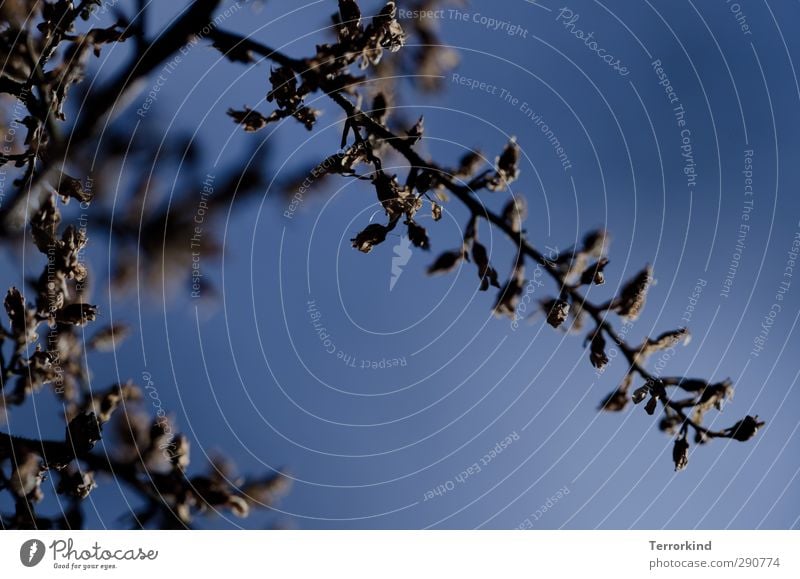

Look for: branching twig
[212,0,764,472]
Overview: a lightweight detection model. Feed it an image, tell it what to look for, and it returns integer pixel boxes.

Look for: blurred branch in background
[0,0,284,529]
[0,0,766,529]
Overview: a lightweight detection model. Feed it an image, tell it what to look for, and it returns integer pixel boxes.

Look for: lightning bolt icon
[28,542,38,563]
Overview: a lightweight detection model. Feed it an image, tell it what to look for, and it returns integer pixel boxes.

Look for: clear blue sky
[5,0,800,529]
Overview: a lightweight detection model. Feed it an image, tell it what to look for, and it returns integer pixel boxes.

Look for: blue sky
[4,0,800,529]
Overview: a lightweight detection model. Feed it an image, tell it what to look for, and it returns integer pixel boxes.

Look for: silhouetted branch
[213,0,764,472]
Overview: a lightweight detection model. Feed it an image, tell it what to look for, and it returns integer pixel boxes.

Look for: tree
[0,0,763,529]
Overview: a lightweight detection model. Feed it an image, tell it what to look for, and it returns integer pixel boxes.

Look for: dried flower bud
[227,107,270,132]
[227,495,250,518]
[456,150,483,178]
[501,196,527,233]
[579,257,609,286]
[431,201,442,221]
[351,223,390,253]
[488,137,520,191]
[58,468,97,499]
[659,415,682,434]
[372,1,404,52]
[673,435,690,471]
[5,287,35,344]
[726,415,765,442]
[697,379,734,411]
[66,412,102,456]
[9,454,44,499]
[374,172,417,220]
[23,348,59,393]
[30,194,61,252]
[546,299,570,329]
[242,472,292,505]
[472,241,500,291]
[93,382,140,424]
[581,230,608,256]
[55,303,98,326]
[614,265,652,320]
[55,172,92,204]
[427,250,462,275]
[599,389,628,412]
[168,434,191,471]
[267,66,299,108]
[358,1,405,67]
[493,265,526,318]
[645,328,691,352]
[88,324,130,352]
[291,106,320,130]
[336,0,363,41]
[632,384,650,404]
[405,219,429,250]
[648,379,667,400]
[644,395,658,416]
[589,331,608,369]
